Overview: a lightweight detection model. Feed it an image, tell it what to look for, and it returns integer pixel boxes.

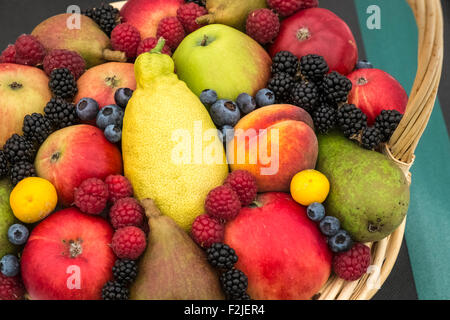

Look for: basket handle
[387,0,444,164]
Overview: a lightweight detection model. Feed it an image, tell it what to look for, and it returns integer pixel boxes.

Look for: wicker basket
[111,0,444,300]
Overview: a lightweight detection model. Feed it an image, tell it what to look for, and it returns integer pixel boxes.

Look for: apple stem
[296,27,311,41]
[69,240,83,258]
[250,200,263,208]
[141,199,163,219]
[103,49,127,62]
[201,35,208,46]
[357,77,369,85]
[150,38,166,54]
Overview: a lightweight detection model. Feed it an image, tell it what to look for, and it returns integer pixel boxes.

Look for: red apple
[224,192,332,300]
[35,125,123,206]
[74,62,136,109]
[0,63,52,146]
[347,68,408,125]
[269,8,358,75]
[21,208,116,300]
[120,0,184,39]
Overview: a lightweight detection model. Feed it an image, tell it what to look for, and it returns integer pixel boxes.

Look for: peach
[228,104,318,192]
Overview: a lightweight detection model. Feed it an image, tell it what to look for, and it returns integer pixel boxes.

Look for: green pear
[316,132,410,242]
[130,199,225,300]
[0,179,18,258]
[32,14,126,68]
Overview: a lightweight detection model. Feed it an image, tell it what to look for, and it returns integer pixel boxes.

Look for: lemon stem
[151,38,166,54]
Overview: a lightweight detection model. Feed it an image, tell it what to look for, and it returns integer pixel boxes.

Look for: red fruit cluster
[111,23,142,59]
[156,17,185,51]
[109,197,144,229]
[191,170,258,248]
[268,0,318,17]
[333,243,371,281]
[105,174,134,203]
[0,274,24,300]
[74,178,109,215]
[111,226,147,260]
[14,34,46,66]
[177,2,208,34]
[0,45,16,63]
[246,9,280,45]
[43,49,86,79]
[137,37,172,56]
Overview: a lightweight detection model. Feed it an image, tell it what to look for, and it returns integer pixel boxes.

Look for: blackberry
[220,268,248,299]
[22,113,53,145]
[361,127,383,150]
[83,3,120,36]
[271,51,299,76]
[374,109,403,142]
[267,73,294,103]
[233,293,252,300]
[101,281,129,300]
[336,104,367,138]
[0,151,8,178]
[312,103,336,134]
[3,134,35,164]
[321,71,352,105]
[299,54,329,83]
[186,0,206,6]
[289,80,320,113]
[9,161,36,186]
[112,259,138,285]
[206,243,238,270]
[44,98,79,129]
[49,68,78,100]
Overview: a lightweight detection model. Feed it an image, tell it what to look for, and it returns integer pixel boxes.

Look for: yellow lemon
[290,170,330,206]
[9,177,58,223]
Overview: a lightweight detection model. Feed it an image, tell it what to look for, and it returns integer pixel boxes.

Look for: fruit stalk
[102,49,127,63]
[150,38,166,54]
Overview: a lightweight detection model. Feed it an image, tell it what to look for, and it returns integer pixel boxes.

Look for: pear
[316,132,410,242]
[0,179,18,258]
[130,199,225,300]
[197,0,268,31]
[122,39,228,231]
[32,14,126,68]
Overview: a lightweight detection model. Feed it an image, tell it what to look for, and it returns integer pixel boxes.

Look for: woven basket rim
[111,0,444,300]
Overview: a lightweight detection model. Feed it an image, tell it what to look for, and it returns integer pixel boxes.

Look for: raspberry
[0,274,24,300]
[111,226,147,260]
[14,34,46,66]
[177,3,208,34]
[74,178,109,215]
[333,243,371,281]
[191,214,225,248]
[43,49,86,80]
[268,0,319,17]
[246,9,280,45]
[109,197,144,229]
[105,175,133,203]
[205,185,242,221]
[0,45,16,63]
[137,37,172,56]
[111,23,141,59]
[224,171,258,206]
[156,17,185,51]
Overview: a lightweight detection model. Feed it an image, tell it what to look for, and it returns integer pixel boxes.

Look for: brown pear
[32,14,126,68]
[130,199,225,300]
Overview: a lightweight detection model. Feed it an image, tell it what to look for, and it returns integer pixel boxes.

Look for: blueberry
[355,60,374,70]
[210,100,241,127]
[114,88,134,109]
[96,105,124,130]
[104,124,122,143]
[7,224,29,245]
[76,98,99,121]
[200,89,218,107]
[328,230,353,253]
[319,216,340,237]
[255,88,275,107]
[236,93,257,114]
[307,202,326,222]
[0,255,20,277]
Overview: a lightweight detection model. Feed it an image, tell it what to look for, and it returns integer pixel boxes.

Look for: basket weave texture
[111,0,444,300]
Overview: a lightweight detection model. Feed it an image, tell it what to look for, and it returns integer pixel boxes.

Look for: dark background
[0,0,448,300]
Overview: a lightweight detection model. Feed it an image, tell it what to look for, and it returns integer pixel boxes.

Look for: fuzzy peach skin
[120,0,184,39]
[228,104,318,192]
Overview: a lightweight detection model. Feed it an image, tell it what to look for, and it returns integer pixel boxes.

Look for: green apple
[173,24,272,101]
[0,63,52,147]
